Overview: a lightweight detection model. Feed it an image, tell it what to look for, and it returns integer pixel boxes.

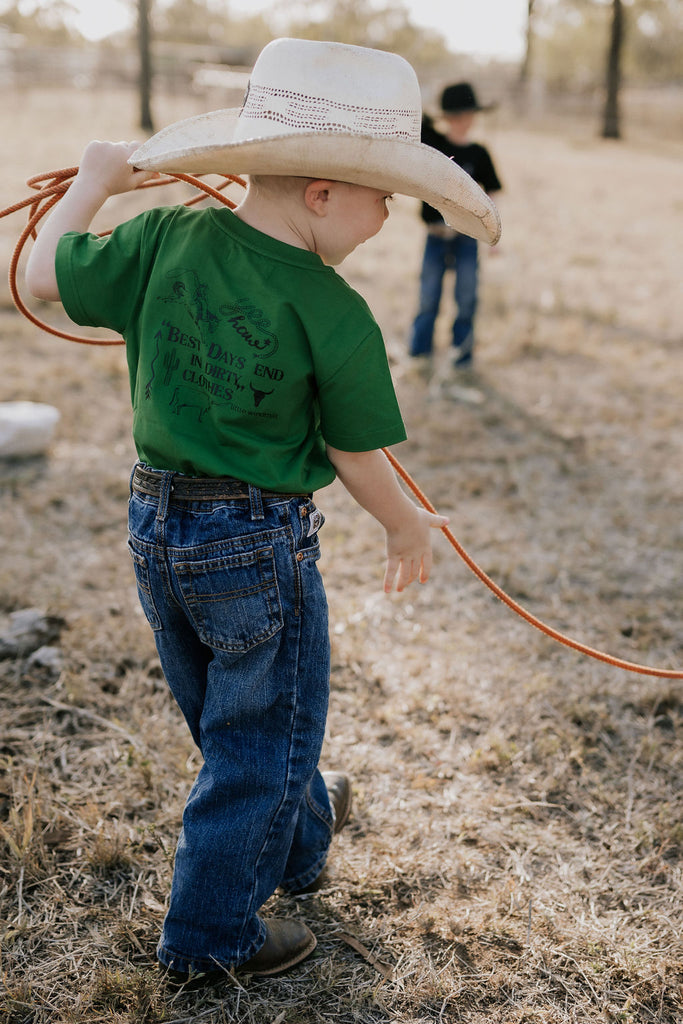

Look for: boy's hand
[324,446,449,593]
[75,140,157,201]
[383,507,449,593]
[26,139,159,302]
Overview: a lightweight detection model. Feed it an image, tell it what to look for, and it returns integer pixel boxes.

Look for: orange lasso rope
[3,167,681,678]
[3,167,246,344]
[383,447,682,679]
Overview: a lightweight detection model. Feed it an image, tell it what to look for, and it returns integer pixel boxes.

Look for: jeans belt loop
[155,472,174,524]
[248,483,265,521]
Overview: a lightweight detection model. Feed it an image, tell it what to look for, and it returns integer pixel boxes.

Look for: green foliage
[278,0,453,76]
[153,0,271,47]
[533,0,683,85]
[0,0,83,45]
[629,0,683,80]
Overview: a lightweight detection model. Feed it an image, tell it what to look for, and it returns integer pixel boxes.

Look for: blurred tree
[275,0,452,75]
[628,0,683,80]
[534,0,682,84]
[134,0,272,130]
[0,0,82,44]
[533,0,610,90]
[156,0,222,40]
[602,0,623,137]
[519,0,537,86]
[154,0,270,46]
[530,0,681,135]
[139,0,153,131]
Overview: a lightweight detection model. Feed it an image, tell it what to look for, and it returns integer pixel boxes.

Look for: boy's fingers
[418,551,433,584]
[396,559,418,592]
[386,550,439,591]
[383,556,399,593]
[384,556,414,592]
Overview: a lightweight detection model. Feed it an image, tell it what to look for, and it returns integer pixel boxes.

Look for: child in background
[409,82,502,376]
[26,38,499,985]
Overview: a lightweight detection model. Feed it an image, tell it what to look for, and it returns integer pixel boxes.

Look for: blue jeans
[127,467,333,974]
[409,231,479,364]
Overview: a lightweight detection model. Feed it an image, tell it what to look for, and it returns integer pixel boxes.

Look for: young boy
[26,38,500,984]
[408,81,502,373]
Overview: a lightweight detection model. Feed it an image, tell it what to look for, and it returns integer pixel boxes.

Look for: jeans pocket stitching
[127,543,162,631]
[175,545,284,653]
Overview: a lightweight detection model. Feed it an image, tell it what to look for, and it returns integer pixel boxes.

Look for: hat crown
[440,82,480,113]
[234,38,422,143]
[128,38,502,245]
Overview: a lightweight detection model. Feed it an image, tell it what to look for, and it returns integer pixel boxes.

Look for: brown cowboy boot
[162,917,316,989]
[290,771,353,894]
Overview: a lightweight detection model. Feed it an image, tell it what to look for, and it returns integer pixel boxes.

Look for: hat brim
[130,108,501,244]
[442,102,496,114]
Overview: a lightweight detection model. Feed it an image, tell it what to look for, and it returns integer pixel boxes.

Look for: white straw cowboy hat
[130,38,501,245]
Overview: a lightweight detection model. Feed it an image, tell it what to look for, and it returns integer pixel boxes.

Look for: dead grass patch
[1,86,682,1022]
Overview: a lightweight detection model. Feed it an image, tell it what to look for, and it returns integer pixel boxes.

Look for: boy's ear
[304,179,333,217]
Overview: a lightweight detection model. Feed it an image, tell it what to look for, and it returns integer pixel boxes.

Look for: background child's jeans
[409,231,479,365]
[127,467,333,974]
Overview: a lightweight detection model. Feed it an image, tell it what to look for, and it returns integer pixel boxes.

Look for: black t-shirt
[420,116,502,224]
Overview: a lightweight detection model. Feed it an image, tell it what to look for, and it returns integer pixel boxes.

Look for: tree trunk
[138,0,154,132]
[602,0,623,139]
[519,0,535,85]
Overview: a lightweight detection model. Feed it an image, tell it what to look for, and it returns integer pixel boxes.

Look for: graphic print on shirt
[158,269,221,333]
[144,269,285,422]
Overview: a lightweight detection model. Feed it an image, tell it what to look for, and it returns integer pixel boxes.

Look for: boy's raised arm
[25,140,156,302]
[325,445,448,593]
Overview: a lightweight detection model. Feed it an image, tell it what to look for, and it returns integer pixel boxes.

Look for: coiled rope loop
[3,166,681,678]
[3,167,246,344]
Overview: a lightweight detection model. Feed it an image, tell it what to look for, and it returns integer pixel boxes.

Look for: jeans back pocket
[175,545,283,653]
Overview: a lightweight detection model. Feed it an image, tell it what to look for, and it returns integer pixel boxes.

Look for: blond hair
[247,174,315,198]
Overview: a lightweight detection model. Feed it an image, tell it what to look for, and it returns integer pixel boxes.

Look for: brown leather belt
[132,464,308,502]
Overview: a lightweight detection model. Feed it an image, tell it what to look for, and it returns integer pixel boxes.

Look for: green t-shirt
[56,206,406,493]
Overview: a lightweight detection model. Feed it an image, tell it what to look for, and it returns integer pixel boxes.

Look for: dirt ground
[0,87,682,1023]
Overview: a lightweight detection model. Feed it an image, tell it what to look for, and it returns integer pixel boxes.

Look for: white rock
[0,401,60,457]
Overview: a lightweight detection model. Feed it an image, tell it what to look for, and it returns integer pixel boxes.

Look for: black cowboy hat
[440,82,495,114]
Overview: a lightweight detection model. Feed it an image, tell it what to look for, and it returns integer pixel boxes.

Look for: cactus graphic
[144,331,163,399]
[162,352,181,385]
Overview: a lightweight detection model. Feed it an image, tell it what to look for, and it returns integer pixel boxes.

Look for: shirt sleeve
[55,210,160,333]
[316,325,406,452]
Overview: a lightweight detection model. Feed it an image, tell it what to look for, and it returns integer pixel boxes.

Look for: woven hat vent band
[238,83,422,141]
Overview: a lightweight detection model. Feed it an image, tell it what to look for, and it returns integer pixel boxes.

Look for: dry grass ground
[0,86,682,1023]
